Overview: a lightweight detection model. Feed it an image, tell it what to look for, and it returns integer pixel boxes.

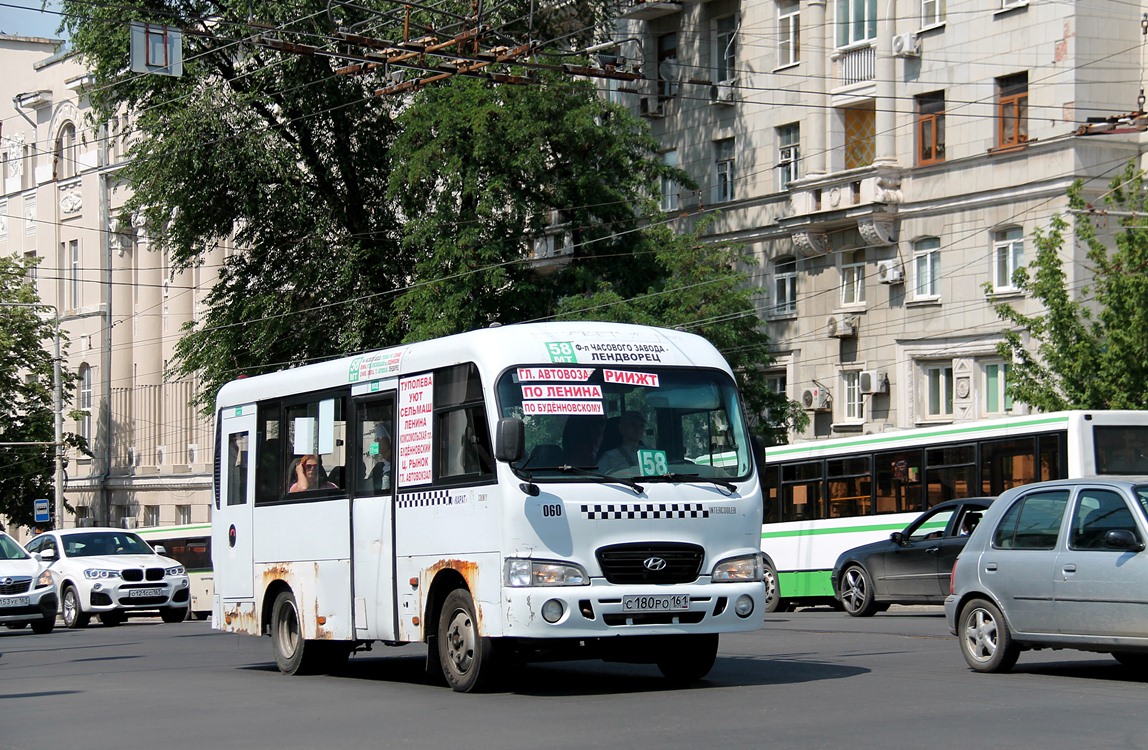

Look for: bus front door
[215,405,256,601]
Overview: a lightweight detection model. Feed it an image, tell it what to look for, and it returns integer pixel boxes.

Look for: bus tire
[62,584,90,629]
[762,561,790,614]
[271,590,323,675]
[656,633,719,684]
[959,598,1019,673]
[839,565,879,617]
[437,588,495,692]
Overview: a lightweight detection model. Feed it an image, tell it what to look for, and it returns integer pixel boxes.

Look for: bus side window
[256,404,282,503]
[357,398,395,495]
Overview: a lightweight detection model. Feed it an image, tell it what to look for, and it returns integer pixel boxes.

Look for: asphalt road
[2,606,1146,750]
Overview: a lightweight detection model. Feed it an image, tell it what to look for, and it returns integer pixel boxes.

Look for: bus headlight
[505,559,589,587]
[711,554,762,583]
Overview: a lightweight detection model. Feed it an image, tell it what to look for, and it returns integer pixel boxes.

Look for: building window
[65,239,80,309]
[177,504,192,525]
[841,249,866,306]
[78,363,93,439]
[714,138,735,203]
[842,371,864,422]
[836,0,877,47]
[844,106,875,169]
[714,15,737,83]
[772,256,797,316]
[992,226,1024,291]
[0,199,6,238]
[913,237,940,299]
[3,147,16,182]
[984,362,1013,414]
[997,72,1028,149]
[657,33,678,99]
[924,363,954,417]
[916,92,945,165]
[778,0,800,67]
[660,150,679,212]
[922,0,945,26]
[25,195,36,235]
[777,124,800,190]
[55,122,77,180]
[23,143,37,190]
[143,505,160,527]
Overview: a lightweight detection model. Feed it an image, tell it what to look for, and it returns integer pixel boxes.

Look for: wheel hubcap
[277,603,300,658]
[64,590,77,624]
[964,609,998,662]
[445,609,475,674]
[842,569,866,611]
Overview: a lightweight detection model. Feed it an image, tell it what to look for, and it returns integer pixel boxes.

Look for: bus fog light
[734,594,754,618]
[541,599,565,623]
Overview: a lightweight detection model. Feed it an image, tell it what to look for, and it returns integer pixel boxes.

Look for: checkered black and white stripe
[580,503,709,520]
[397,489,451,509]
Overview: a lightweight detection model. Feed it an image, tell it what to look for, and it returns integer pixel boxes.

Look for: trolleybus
[136,523,213,620]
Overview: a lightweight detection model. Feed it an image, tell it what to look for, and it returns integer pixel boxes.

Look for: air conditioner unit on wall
[827,315,857,338]
[710,81,736,105]
[859,370,889,395]
[877,259,905,285]
[802,387,832,411]
[892,32,920,57]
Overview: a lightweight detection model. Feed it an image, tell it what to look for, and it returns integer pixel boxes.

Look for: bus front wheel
[437,588,495,692]
[656,633,719,684]
[271,590,325,675]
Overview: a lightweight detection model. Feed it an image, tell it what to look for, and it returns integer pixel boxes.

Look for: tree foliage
[0,257,76,527]
[991,163,1148,410]
[61,0,804,434]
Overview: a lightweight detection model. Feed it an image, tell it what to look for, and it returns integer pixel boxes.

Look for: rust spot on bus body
[422,559,483,633]
[222,602,259,635]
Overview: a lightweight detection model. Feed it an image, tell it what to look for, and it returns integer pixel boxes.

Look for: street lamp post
[0,302,64,529]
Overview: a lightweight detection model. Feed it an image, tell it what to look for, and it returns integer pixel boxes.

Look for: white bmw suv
[25,527,191,628]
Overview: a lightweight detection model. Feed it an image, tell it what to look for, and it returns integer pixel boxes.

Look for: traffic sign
[34,498,50,524]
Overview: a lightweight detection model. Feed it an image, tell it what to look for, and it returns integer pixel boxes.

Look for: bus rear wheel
[271,590,325,675]
[437,589,495,692]
[656,633,719,684]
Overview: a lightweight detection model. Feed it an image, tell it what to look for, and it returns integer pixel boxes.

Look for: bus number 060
[542,504,563,517]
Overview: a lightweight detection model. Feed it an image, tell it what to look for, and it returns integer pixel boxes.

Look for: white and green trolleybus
[211,322,766,691]
[759,410,1148,611]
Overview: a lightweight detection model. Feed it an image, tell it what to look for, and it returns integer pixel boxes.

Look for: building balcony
[782,165,904,256]
[832,42,875,88]
[617,0,682,20]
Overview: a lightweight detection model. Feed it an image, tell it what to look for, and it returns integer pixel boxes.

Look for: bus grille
[595,543,704,584]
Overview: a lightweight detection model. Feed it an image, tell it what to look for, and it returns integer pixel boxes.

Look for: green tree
[0,257,75,527]
[990,163,1148,410]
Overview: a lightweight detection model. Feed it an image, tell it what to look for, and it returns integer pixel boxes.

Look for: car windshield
[1135,485,1148,520]
[0,534,30,560]
[63,531,153,557]
[496,365,752,481]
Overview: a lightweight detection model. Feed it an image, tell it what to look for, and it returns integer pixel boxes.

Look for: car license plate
[128,588,163,598]
[622,594,690,612]
[0,596,30,608]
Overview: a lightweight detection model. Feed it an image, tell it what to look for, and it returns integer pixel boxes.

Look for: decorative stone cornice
[793,230,829,257]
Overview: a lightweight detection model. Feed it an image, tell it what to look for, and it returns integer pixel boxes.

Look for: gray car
[945,477,1148,672]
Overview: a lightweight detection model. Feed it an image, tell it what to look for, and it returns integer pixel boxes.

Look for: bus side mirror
[495,417,525,463]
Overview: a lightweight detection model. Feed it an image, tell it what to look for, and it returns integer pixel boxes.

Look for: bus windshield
[496,365,752,480]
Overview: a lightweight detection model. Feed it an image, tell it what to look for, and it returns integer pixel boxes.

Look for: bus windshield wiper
[640,473,737,493]
[554,465,645,495]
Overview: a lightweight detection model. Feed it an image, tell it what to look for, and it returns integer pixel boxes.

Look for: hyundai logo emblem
[643,557,668,572]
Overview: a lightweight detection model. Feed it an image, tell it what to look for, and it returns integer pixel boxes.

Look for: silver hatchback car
[945,477,1148,672]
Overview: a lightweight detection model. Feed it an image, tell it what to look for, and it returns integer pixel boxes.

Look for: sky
[0,1,67,41]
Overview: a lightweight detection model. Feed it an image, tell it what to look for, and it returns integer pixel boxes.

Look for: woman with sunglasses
[288,454,337,493]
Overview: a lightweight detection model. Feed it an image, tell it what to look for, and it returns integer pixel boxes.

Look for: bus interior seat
[327,465,345,489]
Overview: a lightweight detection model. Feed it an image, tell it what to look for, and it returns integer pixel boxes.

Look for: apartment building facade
[1,35,218,535]
[612,0,1145,439]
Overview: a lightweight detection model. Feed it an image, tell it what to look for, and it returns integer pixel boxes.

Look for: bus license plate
[0,596,30,608]
[128,588,163,598]
[622,594,690,612]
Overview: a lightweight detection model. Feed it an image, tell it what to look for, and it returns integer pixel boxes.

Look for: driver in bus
[597,411,647,474]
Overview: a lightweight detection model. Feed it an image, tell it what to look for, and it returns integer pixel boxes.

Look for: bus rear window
[1094,426,1148,474]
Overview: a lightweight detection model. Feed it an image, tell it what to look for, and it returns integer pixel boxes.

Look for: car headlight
[84,568,122,580]
[35,570,54,588]
[505,558,589,587]
[712,554,763,583]
[165,565,186,577]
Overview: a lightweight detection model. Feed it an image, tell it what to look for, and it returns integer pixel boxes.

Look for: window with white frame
[78,363,93,439]
[25,194,36,235]
[23,143,37,190]
[841,249,866,305]
[715,15,737,83]
[983,361,1013,414]
[55,122,77,181]
[777,123,800,190]
[657,33,678,98]
[924,362,954,417]
[714,138,735,203]
[922,0,945,26]
[992,226,1023,291]
[660,150,679,212]
[24,251,37,282]
[842,371,864,421]
[772,256,797,316]
[144,505,160,527]
[835,0,877,47]
[65,239,80,309]
[913,237,940,299]
[177,504,192,525]
[765,371,788,421]
[777,0,800,67]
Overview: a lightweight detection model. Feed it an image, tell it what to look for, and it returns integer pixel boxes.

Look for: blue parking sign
[34,498,50,524]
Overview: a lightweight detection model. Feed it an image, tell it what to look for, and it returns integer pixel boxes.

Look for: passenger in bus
[597,411,647,474]
[366,430,393,492]
[563,415,605,468]
[288,454,337,492]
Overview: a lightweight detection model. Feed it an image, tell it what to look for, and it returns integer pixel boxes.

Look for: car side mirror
[1105,529,1145,551]
[890,531,905,546]
[494,417,525,463]
[36,548,56,561]
[154,544,167,555]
